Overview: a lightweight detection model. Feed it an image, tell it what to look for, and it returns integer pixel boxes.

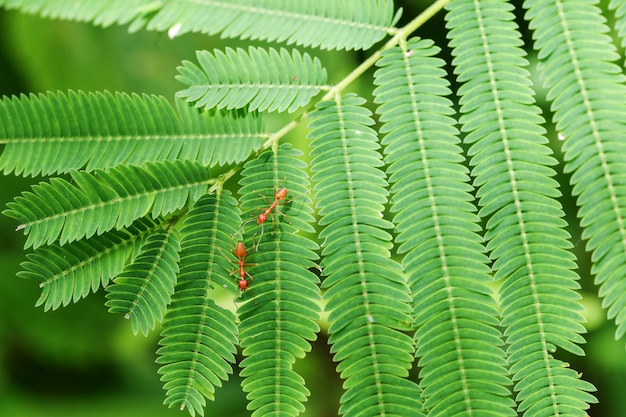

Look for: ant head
[257,213,267,224]
[235,242,247,258]
[238,278,248,290]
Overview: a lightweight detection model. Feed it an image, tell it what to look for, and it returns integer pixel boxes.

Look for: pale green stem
[261,0,450,150]
[324,0,451,101]
[209,167,239,193]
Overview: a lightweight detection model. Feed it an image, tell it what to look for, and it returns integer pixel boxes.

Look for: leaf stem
[209,166,239,194]
[323,0,451,101]
[261,0,450,149]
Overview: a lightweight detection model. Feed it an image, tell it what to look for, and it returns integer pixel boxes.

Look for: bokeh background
[1,1,625,416]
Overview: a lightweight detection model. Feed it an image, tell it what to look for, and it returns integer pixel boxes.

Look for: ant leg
[255,222,265,252]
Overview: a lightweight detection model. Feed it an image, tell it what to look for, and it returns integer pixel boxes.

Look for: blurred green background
[1,2,626,416]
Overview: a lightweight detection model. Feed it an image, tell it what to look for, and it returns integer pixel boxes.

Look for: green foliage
[0,92,264,176]
[237,145,321,417]
[0,0,400,49]
[177,47,328,113]
[446,0,597,415]
[145,0,401,51]
[610,0,626,48]
[156,191,241,415]
[526,0,626,348]
[106,227,181,336]
[308,94,422,417]
[4,159,213,248]
[19,217,161,311]
[6,0,626,416]
[373,37,516,416]
[0,0,154,29]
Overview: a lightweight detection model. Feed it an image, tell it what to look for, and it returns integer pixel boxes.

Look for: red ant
[255,187,289,250]
[258,187,288,226]
[218,240,256,300]
[233,241,253,292]
[234,185,296,251]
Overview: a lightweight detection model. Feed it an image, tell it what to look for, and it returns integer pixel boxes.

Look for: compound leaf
[308,94,422,417]
[156,190,241,415]
[374,37,516,416]
[177,47,328,113]
[0,91,264,176]
[106,227,181,336]
[447,0,597,415]
[236,144,321,417]
[4,159,213,249]
[19,217,160,311]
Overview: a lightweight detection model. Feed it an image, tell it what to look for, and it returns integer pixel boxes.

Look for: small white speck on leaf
[168,23,182,39]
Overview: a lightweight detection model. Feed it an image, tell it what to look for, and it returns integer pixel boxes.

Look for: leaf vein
[183,0,392,32]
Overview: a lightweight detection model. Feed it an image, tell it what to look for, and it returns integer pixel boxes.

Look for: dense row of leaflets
[2,0,624,416]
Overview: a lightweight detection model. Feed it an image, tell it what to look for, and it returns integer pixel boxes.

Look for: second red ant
[233,241,254,292]
[218,240,256,300]
[255,187,289,248]
[237,186,291,251]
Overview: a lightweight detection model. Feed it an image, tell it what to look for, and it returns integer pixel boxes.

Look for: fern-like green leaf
[0,0,156,29]
[526,0,626,349]
[18,217,160,311]
[0,0,400,48]
[373,37,516,416]
[0,91,264,176]
[106,227,181,336]
[447,0,597,415]
[236,144,321,417]
[308,94,422,417]
[609,0,626,48]
[3,159,213,249]
[177,47,328,113]
[156,191,241,416]
[147,0,400,51]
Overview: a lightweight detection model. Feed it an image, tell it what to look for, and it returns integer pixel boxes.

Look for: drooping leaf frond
[18,217,161,311]
[177,47,328,113]
[373,37,516,416]
[308,94,422,417]
[0,0,156,29]
[156,190,241,416]
[147,0,400,51]
[236,144,321,417]
[0,91,264,177]
[0,0,400,49]
[3,159,213,249]
[447,0,597,415]
[106,227,181,336]
[526,0,626,350]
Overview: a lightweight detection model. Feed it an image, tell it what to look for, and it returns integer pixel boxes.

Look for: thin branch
[259,0,451,151]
